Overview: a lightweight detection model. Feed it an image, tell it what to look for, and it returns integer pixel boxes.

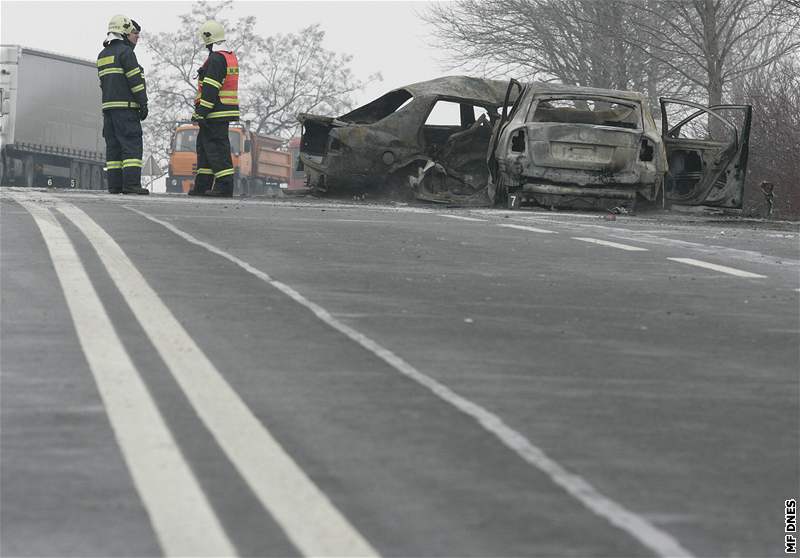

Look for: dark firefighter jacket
[193,50,239,122]
[97,39,147,110]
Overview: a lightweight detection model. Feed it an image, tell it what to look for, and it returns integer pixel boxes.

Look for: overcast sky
[1,0,452,107]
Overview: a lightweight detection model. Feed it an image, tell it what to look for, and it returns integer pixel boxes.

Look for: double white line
[13,194,377,558]
[13,192,695,558]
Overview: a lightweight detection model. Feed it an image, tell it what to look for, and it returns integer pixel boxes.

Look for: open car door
[487,79,523,205]
[660,98,751,208]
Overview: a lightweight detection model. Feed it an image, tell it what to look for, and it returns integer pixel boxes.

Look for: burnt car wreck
[490,82,752,210]
[298,77,751,210]
[298,76,518,204]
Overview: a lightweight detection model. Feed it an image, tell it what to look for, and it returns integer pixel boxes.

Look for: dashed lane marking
[573,237,649,251]
[15,197,236,558]
[439,214,487,222]
[130,206,694,558]
[54,201,379,558]
[667,257,768,279]
[498,223,557,234]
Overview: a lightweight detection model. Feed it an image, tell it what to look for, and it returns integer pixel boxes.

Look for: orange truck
[167,122,291,194]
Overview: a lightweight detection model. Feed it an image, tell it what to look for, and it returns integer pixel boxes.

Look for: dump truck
[167,122,291,195]
[0,45,106,189]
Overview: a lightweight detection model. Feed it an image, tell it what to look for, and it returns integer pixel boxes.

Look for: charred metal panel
[297,76,519,202]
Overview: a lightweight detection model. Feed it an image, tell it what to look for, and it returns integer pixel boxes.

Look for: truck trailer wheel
[23,156,37,188]
[91,165,103,190]
[80,163,92,190]
[70,161,81,189]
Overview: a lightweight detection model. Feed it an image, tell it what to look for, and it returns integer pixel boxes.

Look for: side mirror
[244,140,252,153]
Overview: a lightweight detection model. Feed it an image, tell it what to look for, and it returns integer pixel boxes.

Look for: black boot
[205,183,233,198]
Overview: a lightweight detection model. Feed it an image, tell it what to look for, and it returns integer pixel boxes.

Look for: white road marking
[439,214,487,222]
[605,233,799,268]
[53,201,378,558]
[15,198,235,558]
[131,206,694,558]
[572,237,649,251]
[667,258,768,278]
[498,223,557,234]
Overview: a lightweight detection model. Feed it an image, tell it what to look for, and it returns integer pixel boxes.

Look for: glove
[139,105,148,121]
[191,112,204,123]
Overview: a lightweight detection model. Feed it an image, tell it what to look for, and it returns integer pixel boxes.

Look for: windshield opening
[173,128,241,154]
[174,129,197,152]
[530,98,641,130]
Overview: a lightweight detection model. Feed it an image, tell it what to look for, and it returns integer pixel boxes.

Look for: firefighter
[188,20,239,197]
[97,14,149,194]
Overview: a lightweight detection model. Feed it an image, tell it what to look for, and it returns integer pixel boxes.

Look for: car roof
[523,82,648,103]
[397,76,518,106]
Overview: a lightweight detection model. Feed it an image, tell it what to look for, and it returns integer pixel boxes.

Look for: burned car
[298,76,519,204]
[489,81,752,210]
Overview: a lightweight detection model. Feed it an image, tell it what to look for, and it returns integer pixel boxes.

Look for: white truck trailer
[0,45,106,189]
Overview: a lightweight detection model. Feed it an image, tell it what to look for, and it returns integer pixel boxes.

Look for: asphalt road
[2,188,798,558]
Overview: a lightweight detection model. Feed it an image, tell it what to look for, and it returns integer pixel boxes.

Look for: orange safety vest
[195,50,239,118]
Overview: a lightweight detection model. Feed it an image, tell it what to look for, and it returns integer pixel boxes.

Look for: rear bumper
[515,183,638,199]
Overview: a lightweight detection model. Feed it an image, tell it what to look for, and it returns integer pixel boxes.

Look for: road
[2,187,798,558]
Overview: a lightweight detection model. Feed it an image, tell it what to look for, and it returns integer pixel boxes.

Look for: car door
[660,98,751,208]
[486,79,524,204]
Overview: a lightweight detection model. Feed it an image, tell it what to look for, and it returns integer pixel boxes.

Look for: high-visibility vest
[195,50,239,117]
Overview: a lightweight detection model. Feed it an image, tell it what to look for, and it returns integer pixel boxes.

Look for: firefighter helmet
[198,20,225,46]
[108,14,133,35]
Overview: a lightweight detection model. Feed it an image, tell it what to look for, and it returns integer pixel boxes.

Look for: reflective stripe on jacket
[97,40,147,111]
[194,50,239,122]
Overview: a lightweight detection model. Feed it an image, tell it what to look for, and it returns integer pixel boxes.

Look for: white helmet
[108,14,133,35]
[198,20,225,46]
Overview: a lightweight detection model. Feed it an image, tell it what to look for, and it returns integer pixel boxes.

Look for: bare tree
[621,0,800,106]
[424,0,633,86]
[142,1,378,168]
[426,0,800,107]
[424,0,694,108]
[242,25,380,137]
